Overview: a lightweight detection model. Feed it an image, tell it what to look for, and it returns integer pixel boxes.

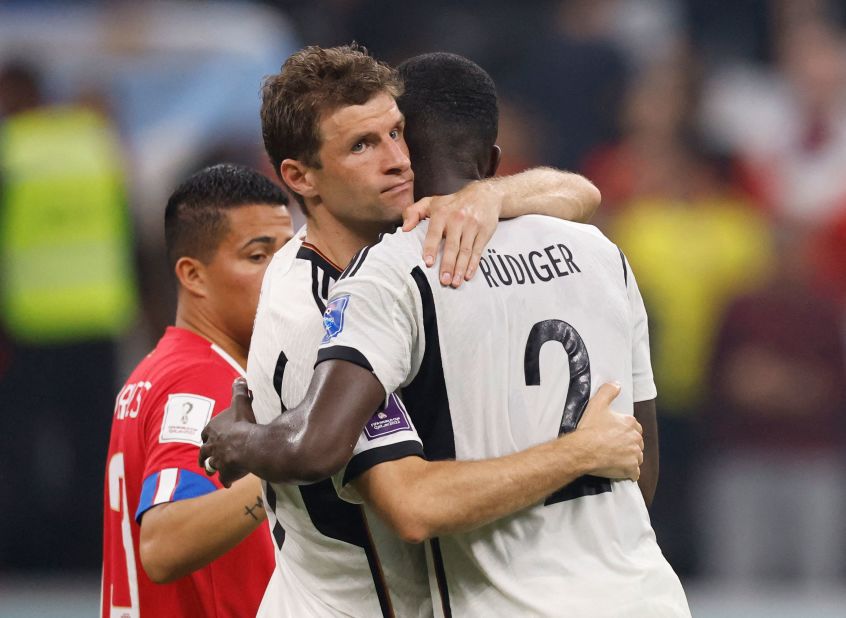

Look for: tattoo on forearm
[244,496,263,521]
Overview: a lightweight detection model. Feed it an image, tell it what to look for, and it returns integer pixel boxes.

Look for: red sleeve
[137,361,237,514]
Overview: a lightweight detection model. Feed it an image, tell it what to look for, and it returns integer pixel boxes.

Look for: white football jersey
[248,230,431,618]
[318,215,691,618]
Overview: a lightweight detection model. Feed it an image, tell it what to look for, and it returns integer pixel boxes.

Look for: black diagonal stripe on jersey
[401,267,456,461]
[264,483,286,550]
[310,262,327,314]
[618,247,628,286]
[340,244,371,280]
[297,244,342,312]
[297,244,342,277]
[298,483,394,617]
[272,349,288,410]
[430,538,452,617]
[342,440,425,486]
[321,268,334,300]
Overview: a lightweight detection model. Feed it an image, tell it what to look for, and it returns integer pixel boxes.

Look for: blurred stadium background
[1,1,845,616]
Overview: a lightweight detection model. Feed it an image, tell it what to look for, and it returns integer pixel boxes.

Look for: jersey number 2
[524,319,612,505]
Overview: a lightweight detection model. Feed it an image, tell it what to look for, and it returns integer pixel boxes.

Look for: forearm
[139,474,265,583]
[487,167,601,222]
[361,433,596,543]
[236,414,351,485]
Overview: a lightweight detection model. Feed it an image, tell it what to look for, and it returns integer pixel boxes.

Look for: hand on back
[576,383,644,481]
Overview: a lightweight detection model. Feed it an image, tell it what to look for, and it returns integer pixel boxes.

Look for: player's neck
[415,169,478,200]
[303,211,389,269]
[174,301,247,370]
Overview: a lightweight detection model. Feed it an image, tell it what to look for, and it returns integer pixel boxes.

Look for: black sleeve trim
[315,345,374,373]
[342,440,425,486]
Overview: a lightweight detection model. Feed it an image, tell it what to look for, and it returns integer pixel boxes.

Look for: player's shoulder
[514,214,621,254]
[339,225,423,283]
[139,328,241,394]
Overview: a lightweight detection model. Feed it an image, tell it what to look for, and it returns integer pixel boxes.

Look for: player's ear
[174,256,209,298]
[281,158,318,200]
[484,145,501,178]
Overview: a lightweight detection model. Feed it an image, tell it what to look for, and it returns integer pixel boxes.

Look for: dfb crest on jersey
[322,295,350,343]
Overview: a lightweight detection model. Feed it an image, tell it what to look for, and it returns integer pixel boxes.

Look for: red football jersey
[101,327,274,618]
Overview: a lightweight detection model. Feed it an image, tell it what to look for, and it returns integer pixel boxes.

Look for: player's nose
[383,136,411,175]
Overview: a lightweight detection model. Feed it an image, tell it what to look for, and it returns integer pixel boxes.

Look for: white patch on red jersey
[159,394,214,446]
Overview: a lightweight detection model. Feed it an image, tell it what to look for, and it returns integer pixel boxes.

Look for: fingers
[595,381,622,405]
[403,200,426,232]
[464,234,485,281]
[232,377,250,400]
[421,207,446,268]
[438,214,464,286]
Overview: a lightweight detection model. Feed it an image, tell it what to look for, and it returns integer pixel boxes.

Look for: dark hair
[164,163,288,271]
[260,44,402,209]
[397,53,498,172]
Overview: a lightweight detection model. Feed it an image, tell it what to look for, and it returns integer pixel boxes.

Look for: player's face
[310,92,414,229]
[204,204,294,348]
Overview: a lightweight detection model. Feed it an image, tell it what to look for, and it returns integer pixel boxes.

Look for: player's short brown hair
[260,44,402,207]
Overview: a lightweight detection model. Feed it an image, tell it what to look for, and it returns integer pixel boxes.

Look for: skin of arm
[403,167,601,287]
[200,362,387,487]
[200,374,643,545]
[633,399,659,507]
[139,473,266,583]
[353,383,644,544]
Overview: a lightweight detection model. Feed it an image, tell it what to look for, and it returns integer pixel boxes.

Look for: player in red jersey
[101,164,293,617]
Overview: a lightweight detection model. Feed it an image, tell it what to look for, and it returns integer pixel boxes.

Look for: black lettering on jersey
[529,250,554,282]
[504,254,526,284]
[518,253,536,284]
[489,249,513,285]
[478,245,582,288]
[559,243,581,274]
[478,256,499,287]
[544,244,568,277]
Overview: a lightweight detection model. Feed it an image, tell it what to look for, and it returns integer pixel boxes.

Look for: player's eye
[351,141,366,153]
[389,128,400,140]
[248,253,268,263]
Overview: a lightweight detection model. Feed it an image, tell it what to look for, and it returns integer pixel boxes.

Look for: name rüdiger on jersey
[478,244,581,288]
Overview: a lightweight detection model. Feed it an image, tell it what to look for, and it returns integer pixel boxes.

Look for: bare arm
[353,384,644,543]
[199,362,386,487]
[139,474,265,583]
[402,167,601,287]
[633,399,659,507]
[490,166,601,222]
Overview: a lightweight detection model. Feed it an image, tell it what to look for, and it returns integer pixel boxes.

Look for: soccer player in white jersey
[201,45,646,617]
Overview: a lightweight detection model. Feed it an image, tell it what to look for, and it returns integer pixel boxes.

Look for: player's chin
[379,193,412,222]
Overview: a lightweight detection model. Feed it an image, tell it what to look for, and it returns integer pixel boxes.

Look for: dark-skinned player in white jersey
[201,50,678,616]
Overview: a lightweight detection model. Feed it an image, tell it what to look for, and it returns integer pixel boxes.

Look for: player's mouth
[382,179,413,195]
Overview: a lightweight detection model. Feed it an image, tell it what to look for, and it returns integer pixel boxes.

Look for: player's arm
[352,384,643,543]
[200,362,388,487]
[139,474,266,583]
[634,399,659,507]
[403,167,600,287]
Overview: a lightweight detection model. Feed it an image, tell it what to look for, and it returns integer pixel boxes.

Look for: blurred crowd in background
[1,0,845,594]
